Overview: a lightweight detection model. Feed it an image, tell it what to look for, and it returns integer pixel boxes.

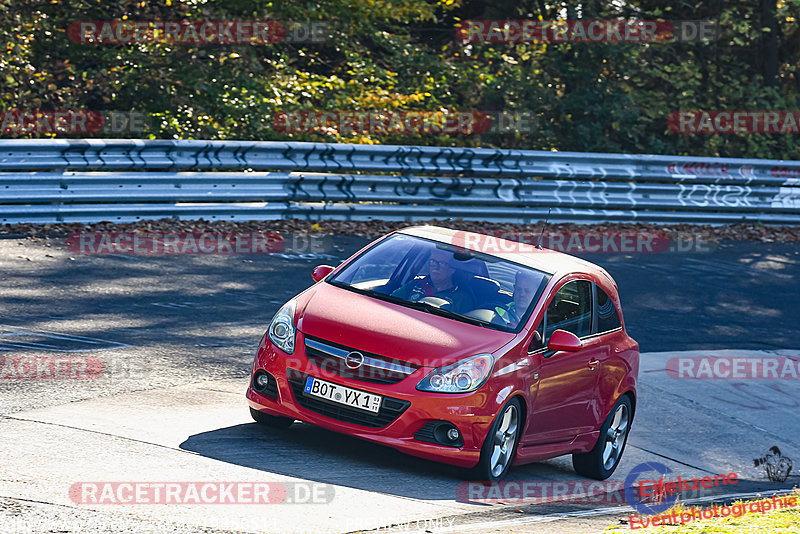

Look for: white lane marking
[151,302,194,308]
[0,324,130,353]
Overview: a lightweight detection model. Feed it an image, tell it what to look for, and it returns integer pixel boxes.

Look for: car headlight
[267,300,296,354]
[416,354,494,393]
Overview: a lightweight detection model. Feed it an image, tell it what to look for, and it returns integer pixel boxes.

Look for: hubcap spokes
[601,404,629,470]
[490,405,519,478]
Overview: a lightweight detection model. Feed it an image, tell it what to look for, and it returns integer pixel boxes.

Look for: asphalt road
[0,233,798,533]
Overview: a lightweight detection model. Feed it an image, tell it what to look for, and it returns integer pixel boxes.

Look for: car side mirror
[311,265,335,282]
[547,329,583,352]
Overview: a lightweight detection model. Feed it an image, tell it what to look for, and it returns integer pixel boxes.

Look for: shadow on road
[179,420,577,501]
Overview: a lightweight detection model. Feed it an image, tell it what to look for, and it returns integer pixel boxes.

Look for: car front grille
[303,335,418,385]
[286,369,410,428]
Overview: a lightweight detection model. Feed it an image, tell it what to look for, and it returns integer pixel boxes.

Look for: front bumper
[246,332,498,468]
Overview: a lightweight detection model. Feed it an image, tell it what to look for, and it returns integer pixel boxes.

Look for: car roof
[396,225,612,281]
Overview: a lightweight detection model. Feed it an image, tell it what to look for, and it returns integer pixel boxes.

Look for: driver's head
[513,270,538,312]
[429,249,455,287]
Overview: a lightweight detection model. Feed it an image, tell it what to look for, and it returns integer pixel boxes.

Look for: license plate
[303,376,382,413]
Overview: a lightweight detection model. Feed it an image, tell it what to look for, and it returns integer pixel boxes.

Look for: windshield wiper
[404,300,490,328]
[328,281,490,328]
[328,281,407,306]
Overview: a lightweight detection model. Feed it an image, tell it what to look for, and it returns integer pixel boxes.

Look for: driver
[391,248,473,312]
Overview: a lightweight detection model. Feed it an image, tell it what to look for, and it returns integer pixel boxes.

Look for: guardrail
[1,139,799,224]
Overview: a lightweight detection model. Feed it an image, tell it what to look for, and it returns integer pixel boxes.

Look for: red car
[246,226,639,480]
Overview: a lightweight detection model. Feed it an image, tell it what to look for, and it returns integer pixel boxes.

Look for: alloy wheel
[489,404,519,478]
[602,403,629,470]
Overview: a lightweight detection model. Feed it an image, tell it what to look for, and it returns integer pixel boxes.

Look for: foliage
[1,0,800,158]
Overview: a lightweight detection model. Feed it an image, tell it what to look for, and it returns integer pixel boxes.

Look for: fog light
[256,374,270,388]
[417,421,464,448]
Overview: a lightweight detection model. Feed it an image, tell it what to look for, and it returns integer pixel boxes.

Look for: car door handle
[588,359,600,370]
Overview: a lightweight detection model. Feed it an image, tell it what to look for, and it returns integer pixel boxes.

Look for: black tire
[250,407,295,428]
[572,395,632,480]
[467,397,523,481]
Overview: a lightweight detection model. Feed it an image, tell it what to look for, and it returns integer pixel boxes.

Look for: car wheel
[249,407,295,428]
[469,398,522,481]
[572,395,632,480]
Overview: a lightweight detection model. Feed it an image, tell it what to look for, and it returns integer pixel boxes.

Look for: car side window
[596,286,622,333]
[544,280,592,341]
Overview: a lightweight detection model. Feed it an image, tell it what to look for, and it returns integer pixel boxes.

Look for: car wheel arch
[622,390,636,422]
[489,387,530,427]
[513,393,529,428]
[509,392,529,448]
[602,389,636,424]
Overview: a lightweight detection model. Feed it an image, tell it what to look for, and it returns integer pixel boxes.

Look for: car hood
[296,282,515,368]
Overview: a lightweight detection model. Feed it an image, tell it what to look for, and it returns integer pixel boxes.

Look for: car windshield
[327,233,551,332]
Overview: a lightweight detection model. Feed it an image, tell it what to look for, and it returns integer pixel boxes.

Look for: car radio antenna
[536,208,552,250]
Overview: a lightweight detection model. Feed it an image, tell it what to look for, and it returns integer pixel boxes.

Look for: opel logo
[345,351,365,370]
